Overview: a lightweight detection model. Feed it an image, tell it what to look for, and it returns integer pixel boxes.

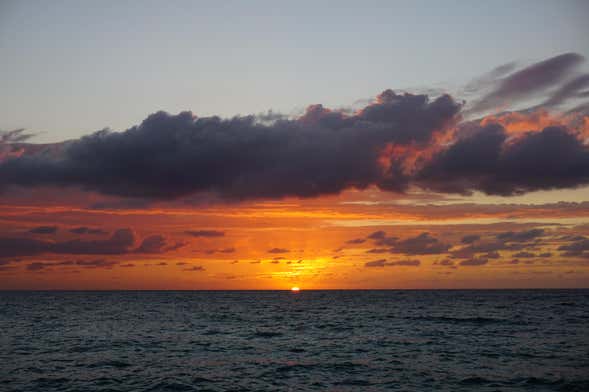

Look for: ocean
[1,290,588,391]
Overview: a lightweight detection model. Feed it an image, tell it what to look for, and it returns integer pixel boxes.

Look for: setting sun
[291,286,300,292]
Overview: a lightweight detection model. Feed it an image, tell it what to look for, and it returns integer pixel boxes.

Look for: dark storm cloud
[184,230,225,237]
[69,227,108,235]
[28,226,58,234]
[414,125,589,196]
[470,53,585,113]
[0,91,461,200]
[364,259,420,267]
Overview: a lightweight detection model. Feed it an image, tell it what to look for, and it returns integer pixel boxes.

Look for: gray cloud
[0,91,460,200]
[184,230,225,237]
[1,54,588,202]
[27,259,117,271]
[365,259,420,268]
[470,53,585,113]
[459,257,489,266]
[461,234,480,244]
[69,227,108,235]
[0,229,182,258]
[268,248,290,254]
[389,232,451,255]
[414,125,589,196]
[29,226,58,235]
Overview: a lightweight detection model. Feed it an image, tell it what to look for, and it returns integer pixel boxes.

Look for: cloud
[1,54,587,201]
[434,259,455,267]
[75,259,118,268]
[461,234,480,244]
[459,257,489,266]
[346,238,366,244]
[365,259,420,267]
[69,227,108,235]
[0,91,461,200]
[27,259,117,271]
[366,248,388,254]
[451,241,524,259]
[389,232,451,255]
[184,230,225,237]
[414,125,589,196]
[0,229,180,257]
[497,229,545,242]
[52,229,135,255]
[134,235,186,254]
[470,53,585,113]
[268,248,289,254]
[184,265,205,271]
[367,231,386,240]
[538,73,589,109]
[450,229,544,259]
[513,251,535,258]
[27,260,74,271]
[28,226,58,235]
[558,238,589,257]
[203,247,236,255]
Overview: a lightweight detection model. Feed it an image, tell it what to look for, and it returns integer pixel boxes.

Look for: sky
[1,1,589,289]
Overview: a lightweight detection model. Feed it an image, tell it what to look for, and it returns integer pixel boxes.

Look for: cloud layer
[1,53,588,201]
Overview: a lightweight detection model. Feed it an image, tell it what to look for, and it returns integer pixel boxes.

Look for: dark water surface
[1,290,588,391]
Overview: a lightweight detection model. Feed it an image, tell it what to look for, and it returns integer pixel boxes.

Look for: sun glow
[291,286,300,292]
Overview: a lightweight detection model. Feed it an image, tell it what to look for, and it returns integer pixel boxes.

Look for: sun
[291,286,300,292]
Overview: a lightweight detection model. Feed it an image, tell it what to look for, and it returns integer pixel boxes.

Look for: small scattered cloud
[268,248,289,254]
[69,227,108,235]
[459,257,489,266]
[184,265,205,271]
[29,226,58,235]
[184,230,225,237]
[365,259,420,268]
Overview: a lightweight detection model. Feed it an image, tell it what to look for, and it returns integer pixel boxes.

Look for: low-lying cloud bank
[1,53,588,201]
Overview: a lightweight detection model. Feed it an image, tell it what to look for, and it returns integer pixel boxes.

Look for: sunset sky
[1,1,589,289]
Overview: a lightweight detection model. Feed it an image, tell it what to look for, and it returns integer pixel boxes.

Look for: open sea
[0,290,588,391]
